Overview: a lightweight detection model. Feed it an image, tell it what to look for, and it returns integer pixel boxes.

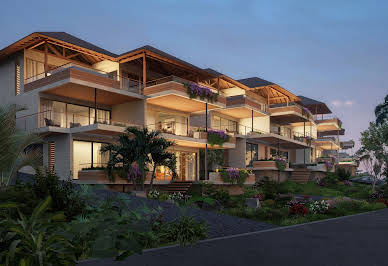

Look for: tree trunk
[372,178,376,193]
[149,165,157,190]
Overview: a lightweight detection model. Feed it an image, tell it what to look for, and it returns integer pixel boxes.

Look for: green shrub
[262,199,276,207]
[33,169,86,220]
[336,168,351,181]
[158,192,170,201]
[256,177,279,199]
[161,216,208,246]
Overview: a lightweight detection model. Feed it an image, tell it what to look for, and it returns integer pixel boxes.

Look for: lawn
[276,181,372,199]
[213,179,388,227]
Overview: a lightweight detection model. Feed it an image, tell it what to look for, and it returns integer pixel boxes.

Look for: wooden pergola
[247,84,300,106]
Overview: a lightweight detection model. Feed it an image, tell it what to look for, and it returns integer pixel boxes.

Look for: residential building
[0,32,351,188]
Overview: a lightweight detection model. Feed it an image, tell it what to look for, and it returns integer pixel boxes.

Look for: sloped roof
[203,68,224,77]
[37,32,118,57]
[237,77,273,88]
[298,95,332,114]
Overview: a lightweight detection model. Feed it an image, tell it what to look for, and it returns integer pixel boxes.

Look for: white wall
[239,116,270,133]
[112,99,146,126]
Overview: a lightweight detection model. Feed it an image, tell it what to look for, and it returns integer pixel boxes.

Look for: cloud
[330,100,354,107]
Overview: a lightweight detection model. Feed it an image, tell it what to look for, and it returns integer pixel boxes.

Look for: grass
[218,181,386,226]
[276,181,372,199]
[222,200,386,226]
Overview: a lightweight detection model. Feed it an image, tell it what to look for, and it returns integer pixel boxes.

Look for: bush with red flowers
[287,200,309,216]
[253,194,263,200]
[377,198,388,207]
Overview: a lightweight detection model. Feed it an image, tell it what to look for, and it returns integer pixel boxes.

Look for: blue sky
[1,0,387,152]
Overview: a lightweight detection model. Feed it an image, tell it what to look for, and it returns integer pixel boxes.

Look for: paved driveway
[80,208,388,266]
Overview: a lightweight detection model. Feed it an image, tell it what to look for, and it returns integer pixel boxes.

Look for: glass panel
[158,113,187,136]
[252,144,258,161]
[185,152,196,181]
[73,141,92,179]
[212,115,221,130]
[67,104,90,127]
[246,143,252,167]
[92,143,109,168]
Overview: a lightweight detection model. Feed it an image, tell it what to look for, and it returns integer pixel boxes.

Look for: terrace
[315,115,342,131]
[269,102,314,124]
[144,76,226,113]
[24,62,144,106]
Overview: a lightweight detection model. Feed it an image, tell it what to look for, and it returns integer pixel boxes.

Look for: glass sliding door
[73,140,109,179]
[154,151,197,181]
[246,143,258,167]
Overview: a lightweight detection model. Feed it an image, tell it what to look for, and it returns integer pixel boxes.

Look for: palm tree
[102,126,170,191]
[149,137,176,189]
[375,94,388,126]
[0,104,42,187]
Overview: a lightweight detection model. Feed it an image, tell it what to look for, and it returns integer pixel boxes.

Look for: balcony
[313,137,341,150]
[147,121,235,149]
[24,63,144,105]
[215,95,268,119]
[247,127,311,149]
[144,76,226,113]
[269,103,314,124]
[315,116,342,131]
[15,110,139,135]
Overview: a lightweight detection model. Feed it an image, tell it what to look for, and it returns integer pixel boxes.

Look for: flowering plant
[148,189,160,199]
[344,180,352,186]
[308,200,329,214]
[287,200,309,216]
[168,192,185,202]
[185,83,218,103]
[301,107,312,119]
[220,168,250,186]
[274,157,287,171]
[253,194,264,200]
[128,164,140,182]
[207,129,230,146]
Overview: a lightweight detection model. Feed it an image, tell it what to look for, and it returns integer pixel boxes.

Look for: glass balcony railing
[24,62,141,94]
[15,110,138,131]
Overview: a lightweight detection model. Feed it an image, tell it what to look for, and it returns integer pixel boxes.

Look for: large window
[157,113,188,136]
[212,115,237,133]
[73,141,109,179]
[246,143,258,167]
[40,99,110,128]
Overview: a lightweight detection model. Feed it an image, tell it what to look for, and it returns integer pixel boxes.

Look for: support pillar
[205,103,208,180]
[303,121,306,164]
[94,88,97,123]
[251,110,254,132]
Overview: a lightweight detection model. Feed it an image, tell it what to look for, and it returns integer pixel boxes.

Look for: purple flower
[208,129,228,140]
[226,167,240,179]
[128,164,140,181]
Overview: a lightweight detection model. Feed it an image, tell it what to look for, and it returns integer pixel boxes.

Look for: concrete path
[80,208,388,266]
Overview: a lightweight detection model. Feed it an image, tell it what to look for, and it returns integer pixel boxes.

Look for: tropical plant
[147,189,160,199]
[375,94,388,126]
[0,196,76,265]
[0,104,42,187]
[102,126,166,191]
[149,137,176,189]
[66,198,153,261]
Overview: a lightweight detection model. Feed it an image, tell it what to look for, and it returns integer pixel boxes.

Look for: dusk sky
[1,0,387,153]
